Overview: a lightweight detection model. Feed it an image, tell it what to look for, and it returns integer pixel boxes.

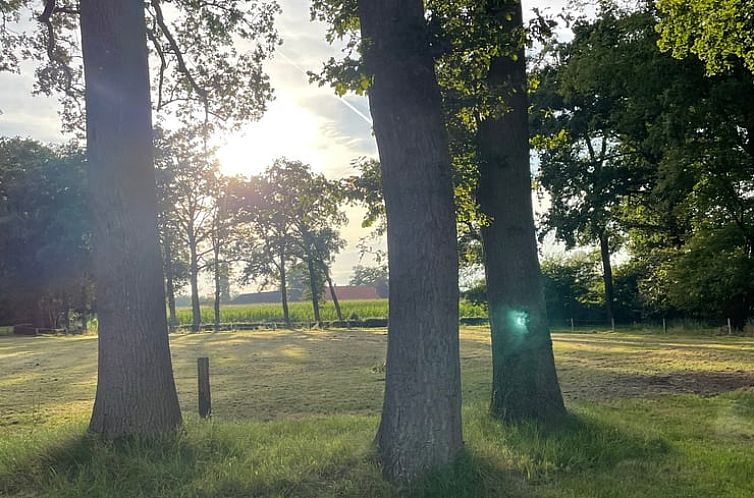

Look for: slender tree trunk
[189,239,201,332]
[81,0,181,438]
[279,249,290,325]
[326,273,343,321]
[80,279,90,331]
[213,247,221,332]
[306,255,322,325]
[477,1,565,423]
[598,231,615,324]
[359,0,463,482]
[164,241,178,329]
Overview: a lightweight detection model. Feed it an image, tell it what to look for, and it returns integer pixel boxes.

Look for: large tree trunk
[598,231,615,324]
[81,0,181,438]
[306,255,322,325]
[477,1,565,423]
[189,238,201,332]
[279,249,290,325]
[164,241,178,329]
[359,0,463,482]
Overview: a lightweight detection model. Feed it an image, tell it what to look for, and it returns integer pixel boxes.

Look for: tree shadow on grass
[400,408,670,498]
[0,409,671,498]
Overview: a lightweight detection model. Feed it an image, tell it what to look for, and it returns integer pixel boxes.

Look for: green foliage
[0,137,91,327]
[1,0,280,132]
[662,226,754,326]
[232,159,347,306]
[657,0,754,75]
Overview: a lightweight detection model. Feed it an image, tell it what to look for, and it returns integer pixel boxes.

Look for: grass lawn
[1,327,753,497]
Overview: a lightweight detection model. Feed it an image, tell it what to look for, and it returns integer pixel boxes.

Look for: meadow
[175,299,487,325]
[1,327,753,497]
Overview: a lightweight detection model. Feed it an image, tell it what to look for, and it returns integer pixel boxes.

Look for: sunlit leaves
[656,0,754,75]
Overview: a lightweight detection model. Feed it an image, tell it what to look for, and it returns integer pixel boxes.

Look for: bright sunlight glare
[217,99,326,177]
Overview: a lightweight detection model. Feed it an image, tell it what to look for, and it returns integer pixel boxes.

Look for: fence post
[662,318,667,334]
[611,318,615,331]
[198,357,212,419]
[727,318,732,336]
[570,318,575,332]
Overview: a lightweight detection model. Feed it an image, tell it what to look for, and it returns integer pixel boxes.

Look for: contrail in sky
[277,50,374,126]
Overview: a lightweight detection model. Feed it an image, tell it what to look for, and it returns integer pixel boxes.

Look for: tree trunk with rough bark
[598,231,615,324]
[358,0,463,482]
[477,0,565,423]
[81,0,182,438]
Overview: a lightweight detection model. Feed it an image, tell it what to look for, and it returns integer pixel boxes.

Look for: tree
[209,175,242,331]
[80,0,181,438]
[475,0,565,422]
[2,0,280,438]
[1,0,280,133]
[155,126,218,332]
[312,0,564,427]
[530,7,665,324]
[233,163,299,325]
[0,138,90,329]
[357,0,463,481]
[656,0,754,75]
[350,264,388,297]
[283,161,347,324]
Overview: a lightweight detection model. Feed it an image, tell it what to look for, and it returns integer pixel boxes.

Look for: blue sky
[0,0,568,289]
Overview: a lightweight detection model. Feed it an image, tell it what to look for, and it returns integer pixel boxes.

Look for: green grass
[1,328,753,497]
[175,299,487,325]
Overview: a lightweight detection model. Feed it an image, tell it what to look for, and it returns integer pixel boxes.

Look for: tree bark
[599,231,615,324]
[279,249,290,325]
[359,0,463,482]
[477,1,565,422]
[81,0,181,438]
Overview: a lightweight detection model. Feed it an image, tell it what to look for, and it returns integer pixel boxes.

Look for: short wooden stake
[198,357,212,419]
[611,318,615,331]
[570,318,575,332]
[662,318,667,334]
[727,318,732,336]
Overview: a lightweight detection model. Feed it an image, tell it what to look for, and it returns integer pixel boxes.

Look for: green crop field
[175,299,487,325]
[1,327,753,497]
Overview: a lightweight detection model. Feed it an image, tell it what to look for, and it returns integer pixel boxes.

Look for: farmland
[174,299,487,325]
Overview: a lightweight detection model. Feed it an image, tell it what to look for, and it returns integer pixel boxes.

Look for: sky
[0,0,569,291]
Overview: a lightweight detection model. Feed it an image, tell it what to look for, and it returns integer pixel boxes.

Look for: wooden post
[197,357,211,419]
[570,318,575,332]
[727,318,732,336]
[611,318,615,331]
[662,318,667,334]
